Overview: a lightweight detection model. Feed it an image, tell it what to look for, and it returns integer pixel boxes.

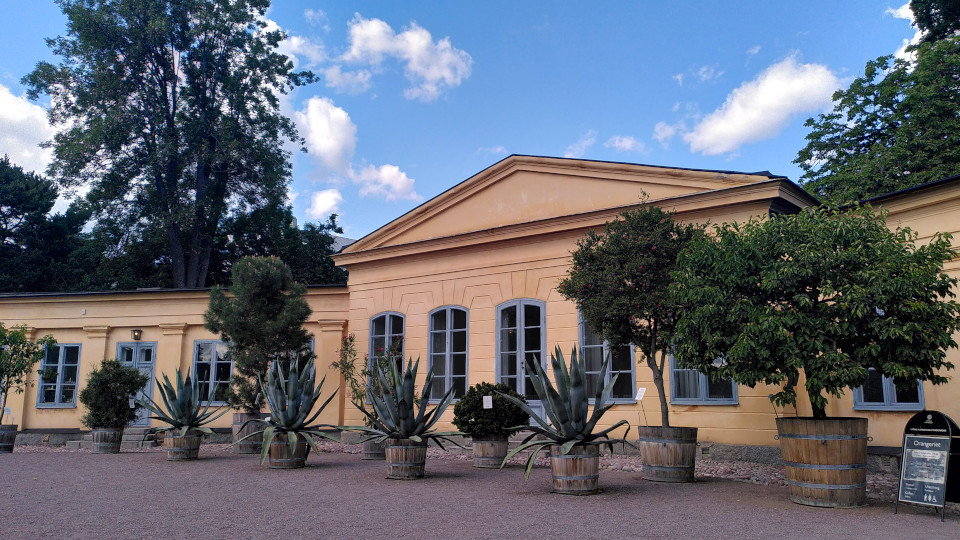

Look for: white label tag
[634,387,646,401]
[128,397,136,409]
[482,395,493,409]
[3,407,11,416]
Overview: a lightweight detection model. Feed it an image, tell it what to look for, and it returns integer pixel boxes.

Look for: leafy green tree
[203,256,313,413]
[79,359,149,430]
[796,34,960,203]
[911,0,960,43]
[24,0,313,288]
[0,324,56,424]
[671,207,960,419]
[557,203,704,427]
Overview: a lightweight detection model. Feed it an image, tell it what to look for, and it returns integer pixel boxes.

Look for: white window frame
[428,306,469,402]
[669,354,738,405]
[495,299,546,398]
[36,343,82,408]
[853,368,924,411]
[578,314,636,403]
[192,340,232,405]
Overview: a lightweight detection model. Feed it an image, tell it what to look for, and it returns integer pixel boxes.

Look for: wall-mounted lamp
[131,329,143,341]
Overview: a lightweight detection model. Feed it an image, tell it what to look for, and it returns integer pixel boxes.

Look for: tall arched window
[495,299,545,400]
[428,306,469,399]
[369,312,405,374]
[579,314,635,401]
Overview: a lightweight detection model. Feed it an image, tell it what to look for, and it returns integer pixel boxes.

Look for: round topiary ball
[453,382,529,439]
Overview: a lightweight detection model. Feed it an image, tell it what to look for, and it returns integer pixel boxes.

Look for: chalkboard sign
[899,435,950,507]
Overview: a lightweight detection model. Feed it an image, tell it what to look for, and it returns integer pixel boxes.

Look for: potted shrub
[346,357,461,479]
[558,201,705,482]
[498,346,634,495]
[233,357,340,469]
[0,324,55,453]
[79,359,149,454]
[453,382,529,468]
[672,206,960,507]
[138,368,230,460]
[204,256,315,454]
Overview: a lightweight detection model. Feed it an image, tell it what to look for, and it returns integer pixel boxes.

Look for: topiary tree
[557,201,704,427]
[204,256,313,413]
[79,359,149,430]
[453,382,529,439]
[671,206,960,418]
[0,324,56,424]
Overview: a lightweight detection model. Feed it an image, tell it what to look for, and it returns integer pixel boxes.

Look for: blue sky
[0,1,920,238]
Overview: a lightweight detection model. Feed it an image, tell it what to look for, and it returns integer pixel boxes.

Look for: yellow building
[2,155,958,457]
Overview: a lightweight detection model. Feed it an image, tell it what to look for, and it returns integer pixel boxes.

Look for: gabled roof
[341,155,790,255]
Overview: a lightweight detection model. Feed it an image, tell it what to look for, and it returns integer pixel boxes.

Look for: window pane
[197,343,213,363]
[140,348,153,363]
[215,341,229,359]
[500,306,517,329]
[390,315,403,335]
[198,382,211,401]
[611,345,632,371]
[583,346,603,374]
[196,362,211,382]
[524,351,540,371]
[612,373,632,399]
[62,365,78,385]
[501,329,517,352]
[502,375,518,392]
[523,304,541,327]
[63,346,80,365]
[431,331,446,355]
[431,310,447,331]
[452,308,467,329]
[706,376,734,400]
[41,367,58,384]
[372,315,385,336]
[501,353,517,376]
[862,370,884,403]
[372,337,385,358]
[45,346,60,367]
[452,353,467,376]
[523,327,541,351]
[452,377,466,399]
[452,330,467,353]
[215,362,231,383]
[586,374,600,393]
[431,377,446,397]
[59,385,76,404]
[431,354,446,376]
[524,375,538,399]
[583,324,603,347]
[674,369,700,400]
[894,381,920,404]
[41,385,56,403]
[119,346,135,363]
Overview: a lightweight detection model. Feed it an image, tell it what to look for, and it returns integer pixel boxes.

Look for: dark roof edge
[0,283,347,300]
[859,174,960,205]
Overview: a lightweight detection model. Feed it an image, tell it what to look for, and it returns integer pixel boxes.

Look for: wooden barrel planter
[362,439,386,460]
[385,438,428,479]
[231,412,263,455]
[0,424,17,453]
[164,429,202,461]
[472,435,509,469]
[551,445,601,495]
[91,428,122,454]
[637,426,698,482]
[777,417,867,508]
[268,437,309,469]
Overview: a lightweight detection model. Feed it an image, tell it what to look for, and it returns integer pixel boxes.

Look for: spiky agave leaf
[136,368,229,432]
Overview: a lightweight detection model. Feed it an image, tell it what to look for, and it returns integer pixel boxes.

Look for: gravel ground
[2,442,956,539]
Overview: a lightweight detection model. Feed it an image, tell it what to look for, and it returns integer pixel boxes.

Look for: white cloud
[282,35,326,66]
[604,135,645,152]
[0,83,55,175]
[653,121,684,146]
[477,145,508,155]
[684,55,840,155]
[696,64,724,82]
[886,3,922,61]
[307,188,343,218]
[294,96,357,172]
[323,65,373,94]
[672,73,684,86]
[747,45,761,56]
[563,130,597,158]
[352,164,421,201]
[342,14,473,101]
[305,8,329,30]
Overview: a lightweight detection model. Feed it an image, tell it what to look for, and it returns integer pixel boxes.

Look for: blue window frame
[193,340,231,404]
[669,354,738,405]
[369,312,405,374]
[853,369,924,411]
[428,306,469,401]
[36,344,81,408]
[495,299,545,400]
[579,315,635,402]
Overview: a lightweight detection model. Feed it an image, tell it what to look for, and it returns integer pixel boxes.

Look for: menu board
[898,435,950,507]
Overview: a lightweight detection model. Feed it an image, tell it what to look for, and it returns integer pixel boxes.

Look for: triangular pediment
[343,155,781,252]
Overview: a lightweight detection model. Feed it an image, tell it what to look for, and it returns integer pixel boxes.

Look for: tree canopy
[911,0,960,43]
[671,207,960,419]
[557,202,704,427]
[796,21,960,202]
[24,0,313,288]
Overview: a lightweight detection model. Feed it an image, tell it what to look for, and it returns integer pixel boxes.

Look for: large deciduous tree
[911,0,960,43]
[671,207,960,419]
[24,0,313,288]
[557,202,704,427]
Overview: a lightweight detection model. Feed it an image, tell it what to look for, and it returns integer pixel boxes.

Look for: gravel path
[1,442,955,539]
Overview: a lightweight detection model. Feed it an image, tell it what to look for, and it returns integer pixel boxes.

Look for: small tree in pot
[79,360,149,454]
[331,334,394,460]
[204,256,314,454]
[558,201,704,482]
[0,324,55,453]
[453,382,529,468]
[672,206,960,507]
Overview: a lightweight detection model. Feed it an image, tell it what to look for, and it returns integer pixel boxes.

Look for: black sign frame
[896,411,957,522]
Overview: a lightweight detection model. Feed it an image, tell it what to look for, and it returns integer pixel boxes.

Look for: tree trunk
[648,354,670,428]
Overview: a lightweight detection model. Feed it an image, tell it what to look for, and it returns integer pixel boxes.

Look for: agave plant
[347,357,461,447]
[137,368,230,437]
[235,357,340,465]
[498,346,633,478]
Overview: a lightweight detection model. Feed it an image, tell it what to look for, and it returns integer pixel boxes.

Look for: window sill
[589,399,639,405]
[853,403,924,412]
[36,403,77,409]
[670,399,739,406]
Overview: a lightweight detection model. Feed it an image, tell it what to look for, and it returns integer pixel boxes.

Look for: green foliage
[498,347,633,479]
[204,256,314,413]
[796,36,960,203]
[453,382,529,438]
[233,357,339,466]
[137,367,229,436]
[79,360,149,430]
[24,0,314,288]
[0,324,56,424]
[557,201,704,427]
[346,357,461,448]
[671,206,960,418]
[911,0,960,43]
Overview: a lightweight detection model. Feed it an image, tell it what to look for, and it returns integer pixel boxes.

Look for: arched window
[578,314,635,401]
[428,306,469,399]
[369,312,405,374]
[495,299,545,400]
